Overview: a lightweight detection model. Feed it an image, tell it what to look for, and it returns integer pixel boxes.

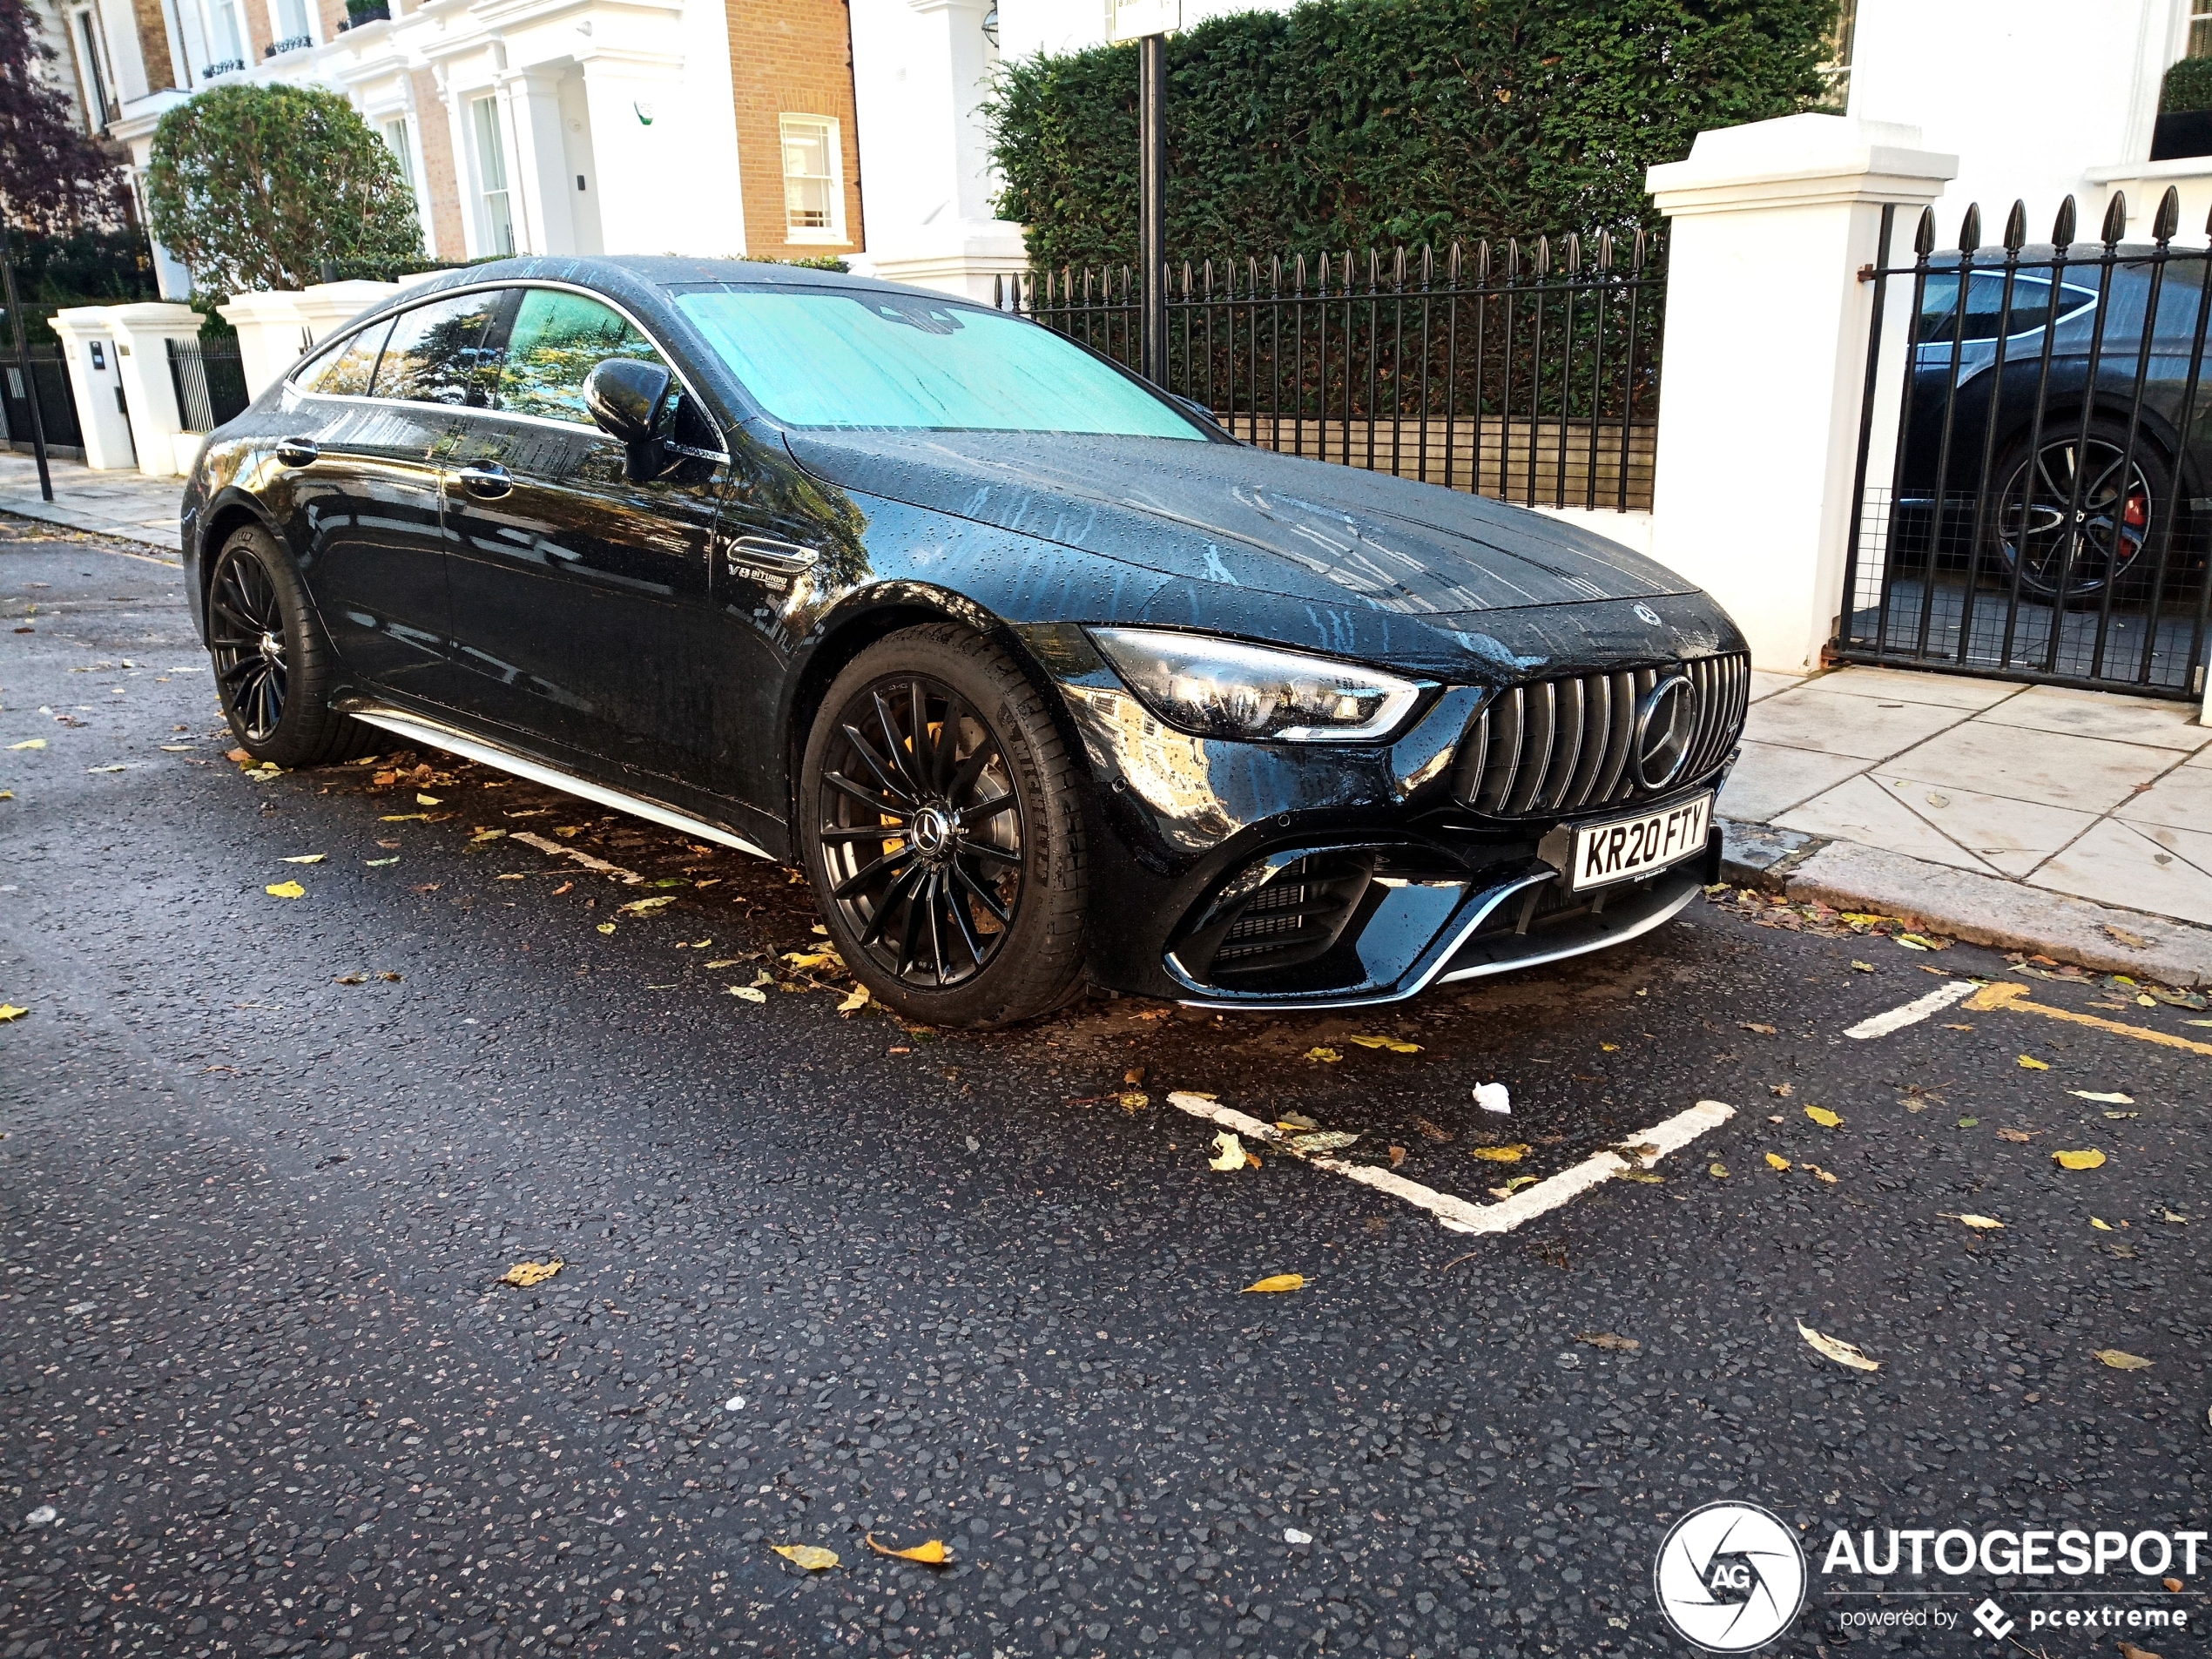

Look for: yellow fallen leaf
[618,895,676,914]
[280,853,324,864]
[1240,1274,1305,1293]
[1797,1320,1880,1372]
[1708,1162,1730,1178]
[378,813,428,822]
[1952,1214,2004,1230]
[469,828,506,844]
[1600,1042,1619,1052]
[1765,1153,1791,1171]
[0,1004,26,1022]
[2070,1090,2134,1104]
[1345,1035,1420,1054]
[726,985,766,1003]
[771,1544,839,1571]
[496,1259,562,1287]
[784,949,838,970]
[1208,1131,1251,1171]
[1305,1047,1341,1062]
[415,792,442,806]
[1470,1143,1529,1163]
[1850,961,1874,972]
[2090,1217,2113,1231]
[2018,1055,2049,1070]
[864,1534,950,1565]
[596,922,616,934]
[1804,1163,1839,1184]
[2053,1148,2107,1170]
[8,738,47,750]
[1804,1106,1842,1129]
[2093,1349,2151,1370]
[1117,1090,1148,1111]
[837,984,871,1015]
[265,880,306,899]
[1617,1170,1665,1184]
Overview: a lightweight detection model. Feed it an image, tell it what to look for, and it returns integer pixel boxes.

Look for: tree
[145,82,423,294]
[0,0,128,233]
[988,0,1837,272]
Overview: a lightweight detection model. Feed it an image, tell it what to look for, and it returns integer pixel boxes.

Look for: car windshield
[673,287,1205,439]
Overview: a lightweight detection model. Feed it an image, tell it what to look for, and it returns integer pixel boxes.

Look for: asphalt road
[2,516,2206,1659]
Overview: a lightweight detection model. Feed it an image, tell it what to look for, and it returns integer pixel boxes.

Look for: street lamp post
[0,225,56,502]
[1110,1,1177,388]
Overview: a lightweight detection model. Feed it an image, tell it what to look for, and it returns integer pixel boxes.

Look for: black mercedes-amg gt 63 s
[183,256,1750,1027]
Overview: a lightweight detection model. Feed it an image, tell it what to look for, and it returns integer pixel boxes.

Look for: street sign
[1107,0,1177,43]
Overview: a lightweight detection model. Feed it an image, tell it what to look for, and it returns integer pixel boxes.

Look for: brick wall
[725,0,864,260]
[411,68,466,261]
[130,0,175,93]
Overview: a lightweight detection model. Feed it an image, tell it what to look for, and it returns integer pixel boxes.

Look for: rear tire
[1988,416,2172,600]
[206,523,378,768]
[799,624,1089,1028]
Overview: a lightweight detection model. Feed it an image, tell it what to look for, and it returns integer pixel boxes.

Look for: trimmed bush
[988,0,1836,271]
[2161,55,2212,114]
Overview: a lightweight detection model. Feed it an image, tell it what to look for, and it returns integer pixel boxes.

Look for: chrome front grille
[1450,653,1749,818]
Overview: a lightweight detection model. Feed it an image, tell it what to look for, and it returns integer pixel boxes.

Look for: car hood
[780,428,1694,618]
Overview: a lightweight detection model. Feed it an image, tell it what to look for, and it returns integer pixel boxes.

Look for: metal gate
[1834,189,2212,699]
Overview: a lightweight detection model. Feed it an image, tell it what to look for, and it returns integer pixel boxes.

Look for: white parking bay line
[1164,1092,1735,1237]
[1844,979,1979,1040]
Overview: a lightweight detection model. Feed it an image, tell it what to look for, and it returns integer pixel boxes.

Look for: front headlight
[1089,627,1423,742]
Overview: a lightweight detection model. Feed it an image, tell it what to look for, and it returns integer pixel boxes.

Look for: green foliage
[988,0,1836,271]
[145,82,422,294]
[2161,55,2212,114]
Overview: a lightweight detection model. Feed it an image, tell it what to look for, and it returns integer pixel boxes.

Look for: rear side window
[496,288,665,424]
[295,320,389,397]
[373,290,505,408]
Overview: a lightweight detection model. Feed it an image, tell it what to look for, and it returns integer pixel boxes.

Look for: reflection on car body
[182,255,1750,1028]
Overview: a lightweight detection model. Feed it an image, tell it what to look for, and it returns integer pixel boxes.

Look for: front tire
[799,624,1089,1028]
[1988,418,2171,600]
[206,523,375,767]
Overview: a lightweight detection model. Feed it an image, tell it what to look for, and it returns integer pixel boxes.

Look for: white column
[44,308,138,471]
[217,291,312,399]
[505,67,577,254]
[575,51,689,256]
[848,0,1028,300]
[103,302,208,478]
[1644,115,1955,675]
[293,280,404,347]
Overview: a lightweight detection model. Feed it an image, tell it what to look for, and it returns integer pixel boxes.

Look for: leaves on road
[1797,1321,1880,1372]
[1240,1274,1305,1293]
[837,985,872,1015]
[1469,1143,1528,1163]
[2053,1149,2107,1170]
[1740,1022,1777,1035]
[1118,1091,1149,1112]
[865,1534,950,1565]
[1804,1106,1843,1129]
[1941,1213,2005,1230]
[596,922,616,934]
[496,1260,563,1288]
[725,985,767,1003]
[1765,1153,1791,1171]
[0,1004,26,1022]
[280,853,324,864]
[1413,1116,1454,1142]
[1577,1332,1640,1352]
[8,738,47,750]
[1708,1162,1729,1178]
[1289,1130,1360,1155]
[1304,1047,1341,1062]
[265,880,305,900]
[2018,1055,2050,1070]
[2094,1349,2151,1370]
[2071,1090,2134,1103]
[1209,1132,1255,1171]
[771,1544,840,1571]
[1346,1035,1420,1054]
[1997,1128,2036,1143]
[617,895,676,915]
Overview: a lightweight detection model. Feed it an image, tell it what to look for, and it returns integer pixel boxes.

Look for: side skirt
[345,704,779,864]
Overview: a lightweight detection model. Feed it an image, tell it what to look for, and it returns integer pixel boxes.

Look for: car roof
[379,253,966,312]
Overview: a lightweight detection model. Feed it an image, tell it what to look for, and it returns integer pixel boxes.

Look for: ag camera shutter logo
[1654,1501,1808,1650]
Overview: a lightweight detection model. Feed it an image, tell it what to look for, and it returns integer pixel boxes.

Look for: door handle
[275,437,320,467]
[454,464,512,500]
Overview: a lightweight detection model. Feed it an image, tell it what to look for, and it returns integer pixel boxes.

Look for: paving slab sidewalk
[0,450,183,554]
[1720,664,2212,987]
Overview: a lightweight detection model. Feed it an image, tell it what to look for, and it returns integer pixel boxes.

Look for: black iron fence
[0,348,84,455]
[166,334,250,432]
[1837,188,2212,700]
[996,233,1666,513]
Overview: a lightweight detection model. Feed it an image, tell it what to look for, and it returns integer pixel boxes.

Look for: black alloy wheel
[209,540,291,741]
[1993,427,2168,600]
[814,673,1027,989]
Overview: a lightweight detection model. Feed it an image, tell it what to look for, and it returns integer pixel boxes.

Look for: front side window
[779,116,839,239]
[472,96,515,256]
[496,288,664,423]
[673,288,1205,438]
[1918,271,2099,344]
[206,0,245,65]
[373,290,505,407]
[295,319,390,397]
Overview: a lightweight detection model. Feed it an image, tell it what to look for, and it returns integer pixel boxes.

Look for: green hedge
[988,0,1836,273]
[2162,55,2212,114]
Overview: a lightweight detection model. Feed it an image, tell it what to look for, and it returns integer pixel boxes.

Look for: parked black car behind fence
[997,232,1665,514]
[1839,187,2212,700]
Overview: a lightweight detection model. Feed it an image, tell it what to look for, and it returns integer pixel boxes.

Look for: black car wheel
[1990,419,2171,600]
[800,624,1088,1028]
[207,524,376,767]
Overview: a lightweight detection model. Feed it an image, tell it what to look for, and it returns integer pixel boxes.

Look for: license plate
[1568,793,1713,892]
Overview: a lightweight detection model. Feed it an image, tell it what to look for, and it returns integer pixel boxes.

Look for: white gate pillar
[218,291,313,400]
[1645,115,1955,674]
[45,308,138,470]
[102,302,206,478]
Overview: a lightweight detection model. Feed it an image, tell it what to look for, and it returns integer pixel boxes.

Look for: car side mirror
[584,357,679,481]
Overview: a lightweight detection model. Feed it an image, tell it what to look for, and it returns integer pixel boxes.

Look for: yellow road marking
[1963,982,2212,1057]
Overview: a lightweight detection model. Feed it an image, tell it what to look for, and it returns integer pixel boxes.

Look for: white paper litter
[1474,1082,1511,1115]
